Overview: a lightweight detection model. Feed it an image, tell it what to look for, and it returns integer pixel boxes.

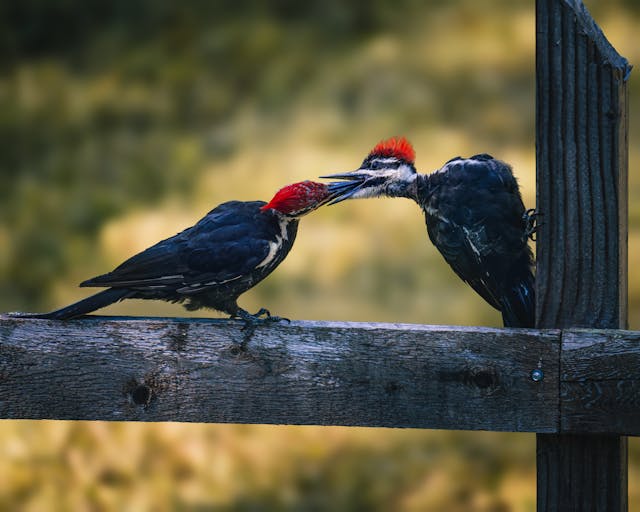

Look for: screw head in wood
[531,369,544,382]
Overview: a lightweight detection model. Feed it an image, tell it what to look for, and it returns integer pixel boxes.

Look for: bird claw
[235,308,290,330]
[230,308,290,351]
[249,307,290,324]
[524,209,543,241]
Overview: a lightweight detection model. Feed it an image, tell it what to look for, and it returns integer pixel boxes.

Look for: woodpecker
[324,137,536,328]
[26,181,336,321]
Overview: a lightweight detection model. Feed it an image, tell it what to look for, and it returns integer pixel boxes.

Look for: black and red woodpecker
[324,137,536,328]
[27,181,336,321]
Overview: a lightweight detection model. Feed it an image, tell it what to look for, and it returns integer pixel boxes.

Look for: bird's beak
[316,186,348,208]
[320,169,387,205]
[286,183,354,217]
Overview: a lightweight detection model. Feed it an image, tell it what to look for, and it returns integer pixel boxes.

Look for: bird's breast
[255,217,291,270]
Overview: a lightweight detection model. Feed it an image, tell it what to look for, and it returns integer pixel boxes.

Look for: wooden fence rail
[1,316,638,436]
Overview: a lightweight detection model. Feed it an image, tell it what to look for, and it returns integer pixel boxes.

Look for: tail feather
[500,269,535,328]
[24,288,131,320]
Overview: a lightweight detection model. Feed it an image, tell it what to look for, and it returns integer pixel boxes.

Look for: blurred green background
[1,0,638,510]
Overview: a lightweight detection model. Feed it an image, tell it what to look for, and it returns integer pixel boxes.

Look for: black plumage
[417,155,535,327]
[27,181,334,320]
[325,138,536,327]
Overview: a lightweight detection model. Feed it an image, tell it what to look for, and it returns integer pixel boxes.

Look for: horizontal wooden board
[0,316,560,432]
[561,330,640,435]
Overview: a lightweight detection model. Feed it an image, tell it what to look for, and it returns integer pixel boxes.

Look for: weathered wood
[2,316,640,435]
[561,330,640,435]
[537,434,628,511]
[535,0,631,510]
[0,315,560,431]
[535,0,631,330]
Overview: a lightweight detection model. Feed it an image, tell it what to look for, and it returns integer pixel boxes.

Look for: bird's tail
[500,255,536,328]
[21,288,131,320]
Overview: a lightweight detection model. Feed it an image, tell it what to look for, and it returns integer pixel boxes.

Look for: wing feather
[428,217,503,311]
[81,201,275,291]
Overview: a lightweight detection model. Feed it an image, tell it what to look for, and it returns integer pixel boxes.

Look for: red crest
[261,181,330,214]
[369,136,415,164]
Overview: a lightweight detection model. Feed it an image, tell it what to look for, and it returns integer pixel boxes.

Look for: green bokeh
[1,1,638,510]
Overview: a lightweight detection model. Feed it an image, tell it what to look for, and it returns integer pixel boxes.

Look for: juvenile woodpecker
[324,137,536,328]
[27,181,335,321]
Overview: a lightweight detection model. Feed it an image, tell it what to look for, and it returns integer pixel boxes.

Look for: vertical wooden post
[535,0,631,510]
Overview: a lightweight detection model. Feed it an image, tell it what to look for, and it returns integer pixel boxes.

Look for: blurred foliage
[0,0,638,510]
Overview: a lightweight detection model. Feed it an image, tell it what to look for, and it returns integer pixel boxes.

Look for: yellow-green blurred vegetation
[1,0,638,510]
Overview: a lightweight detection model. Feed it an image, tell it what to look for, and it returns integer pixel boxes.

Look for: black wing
[81,201,275,292]
[425,155,534,324]
[426,216,504,311]
[498,249,535,327]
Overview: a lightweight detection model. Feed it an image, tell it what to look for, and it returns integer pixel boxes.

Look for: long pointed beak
[295,181,362,215]
[318,186,348,207]
[320,170,365,181]
[320,169,374,205]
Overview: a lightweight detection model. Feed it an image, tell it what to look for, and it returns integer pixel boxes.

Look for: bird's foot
[231,308,289,351]
[234,308,289,330]
[524,209,543,241]
[240,308,291,324]
[250,308,290,324]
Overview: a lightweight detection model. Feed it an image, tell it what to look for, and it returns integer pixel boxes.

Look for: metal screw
[531,369,544,382]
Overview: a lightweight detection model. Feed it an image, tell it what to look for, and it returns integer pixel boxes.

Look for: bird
[323,137,537,327]
[23,180,337,321]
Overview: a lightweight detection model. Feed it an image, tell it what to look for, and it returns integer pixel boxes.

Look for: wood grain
[561,330,640,435]
[535,0,631,509]
[535,0,631,330]
[0,315,560,432]
[2,316,639,435]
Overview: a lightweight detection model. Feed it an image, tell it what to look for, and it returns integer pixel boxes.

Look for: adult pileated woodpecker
[324,137,536,328]
[26,181,335,321]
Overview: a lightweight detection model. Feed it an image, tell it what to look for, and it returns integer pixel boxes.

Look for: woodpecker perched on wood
[324,137,537,328]
[27,181,336,321]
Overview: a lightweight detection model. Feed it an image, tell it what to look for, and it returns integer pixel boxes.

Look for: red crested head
[261,180,332,217]
[368,136,415,164]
